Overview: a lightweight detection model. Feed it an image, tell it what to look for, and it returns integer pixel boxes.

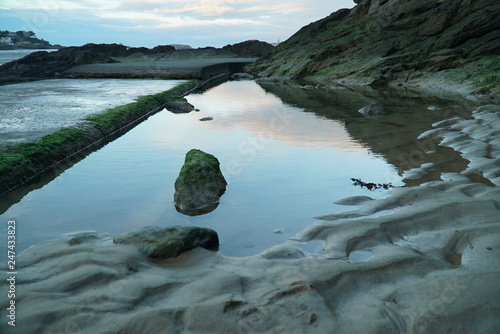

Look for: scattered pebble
[309,313,317,325]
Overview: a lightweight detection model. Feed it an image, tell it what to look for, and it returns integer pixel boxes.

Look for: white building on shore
[0,37,13,44]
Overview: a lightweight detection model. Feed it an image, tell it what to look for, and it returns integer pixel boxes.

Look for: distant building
[0,37,12,44]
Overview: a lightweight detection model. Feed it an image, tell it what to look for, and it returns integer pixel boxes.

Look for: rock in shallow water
[358,102,387,118]
[174,149,227,216]
[231,72,254,80]
[113,226,219,259]
[165,96,195,113]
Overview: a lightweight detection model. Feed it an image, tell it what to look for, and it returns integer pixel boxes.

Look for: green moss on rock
[113,226,219,259]
[0,80,198,195]
[174,149,227,215]
[164,96,195,113]
[67,232,99,246]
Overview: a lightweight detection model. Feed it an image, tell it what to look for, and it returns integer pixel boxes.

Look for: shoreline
[252,73,500,104]
[0,102,499,332]
[0,45,62,50]
[0,77,228,196]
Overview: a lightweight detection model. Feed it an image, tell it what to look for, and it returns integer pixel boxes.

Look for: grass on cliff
[256,17,377,79]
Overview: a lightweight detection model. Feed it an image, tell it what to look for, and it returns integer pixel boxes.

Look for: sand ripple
[1,106,499,333]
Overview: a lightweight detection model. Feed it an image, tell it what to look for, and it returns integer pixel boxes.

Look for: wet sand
[1,105,499,333]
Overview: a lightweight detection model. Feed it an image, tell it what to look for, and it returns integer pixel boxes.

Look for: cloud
[154,17,264,30]
[1,0,356,47]
[239,3,307,14]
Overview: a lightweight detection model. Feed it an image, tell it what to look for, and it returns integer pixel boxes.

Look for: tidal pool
[0,80,478,258]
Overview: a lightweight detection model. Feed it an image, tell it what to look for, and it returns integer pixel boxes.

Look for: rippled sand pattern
[1,105,499,333]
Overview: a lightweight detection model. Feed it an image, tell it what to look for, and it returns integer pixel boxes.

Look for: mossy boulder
[174,149,227,216]
[113,226,219,259]
[165,96,195,113]
[67,232,100,246]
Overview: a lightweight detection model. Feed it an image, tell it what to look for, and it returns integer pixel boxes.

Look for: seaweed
[351,178,394,191]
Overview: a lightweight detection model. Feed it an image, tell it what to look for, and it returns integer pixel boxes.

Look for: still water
[0,49,58,66]
[0,80,477,257]
[0,78,186,146]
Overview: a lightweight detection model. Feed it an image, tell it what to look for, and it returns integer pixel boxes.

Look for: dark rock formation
[113,226,219,259]
[0,45,117,85]
[174,149,227,216]
[63,43,128,56]
[223,40,274,57]
[249,0,500,98]
[150,45,176,53]
[0,41,263,85]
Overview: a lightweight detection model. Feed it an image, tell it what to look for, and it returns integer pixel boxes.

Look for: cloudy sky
[0,0,355,48]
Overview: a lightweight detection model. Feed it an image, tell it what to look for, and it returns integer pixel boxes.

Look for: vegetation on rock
[174,149,227,216]
[0,81,197,195]
[248,0,500,99]
[113,226,219,259]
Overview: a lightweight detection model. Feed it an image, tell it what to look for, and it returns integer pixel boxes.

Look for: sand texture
[1,106,499,333]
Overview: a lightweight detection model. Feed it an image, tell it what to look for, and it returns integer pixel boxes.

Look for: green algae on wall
[0,80,198,196]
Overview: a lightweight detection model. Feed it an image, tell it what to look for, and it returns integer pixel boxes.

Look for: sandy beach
[1,103,499,333]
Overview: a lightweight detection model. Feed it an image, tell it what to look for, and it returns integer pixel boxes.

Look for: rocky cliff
[0,41,272,85]
[249,0,500,99]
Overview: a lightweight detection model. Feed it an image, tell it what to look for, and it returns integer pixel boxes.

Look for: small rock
[113,226,219,259]
[334,195,374,206]
[309,313,317,325]
[165,96,195,113]
[231,72,254,80]
[358,102,387,118]
[67,231,99,246]
[274,229,284,234]
[428,106,441,111]
[199,117,214,122]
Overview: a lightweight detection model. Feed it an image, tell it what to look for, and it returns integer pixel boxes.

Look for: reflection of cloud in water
[146,81,370,155]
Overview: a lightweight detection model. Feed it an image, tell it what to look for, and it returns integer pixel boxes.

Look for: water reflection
[258,83,479,186]
[0,78,186,146]
[0,80,481,258]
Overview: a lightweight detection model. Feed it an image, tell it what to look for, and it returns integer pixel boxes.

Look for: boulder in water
[113,226,219,259]
[165,96,195,113]
[174,149,227,215]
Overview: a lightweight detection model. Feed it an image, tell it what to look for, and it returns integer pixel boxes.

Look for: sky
[0,0,355,48]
